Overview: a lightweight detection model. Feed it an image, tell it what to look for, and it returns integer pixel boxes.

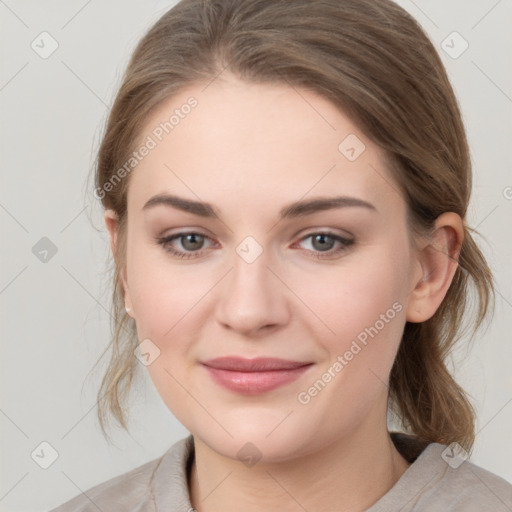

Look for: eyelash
[155,231,354,260]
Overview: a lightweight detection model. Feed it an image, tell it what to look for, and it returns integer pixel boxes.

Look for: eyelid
[157,225,215,238]
[294,227,354,243]
[157,230,216,248]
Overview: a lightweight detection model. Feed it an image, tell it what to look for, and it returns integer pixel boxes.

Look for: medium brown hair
[92,0,494,451]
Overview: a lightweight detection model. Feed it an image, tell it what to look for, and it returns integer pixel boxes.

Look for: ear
[104,209,133,317]
[406,212,464,323]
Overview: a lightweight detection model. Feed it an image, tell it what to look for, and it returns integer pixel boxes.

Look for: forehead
[127,74,403,216]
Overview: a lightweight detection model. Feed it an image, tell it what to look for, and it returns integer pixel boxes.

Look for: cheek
[126,242,211,339]
[294,235,411,405]
[126,245,207,428]
[296,240,410,344]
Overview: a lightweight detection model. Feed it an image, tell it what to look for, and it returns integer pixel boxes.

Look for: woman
[52,0,512,510]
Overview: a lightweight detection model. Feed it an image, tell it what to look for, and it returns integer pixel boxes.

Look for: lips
[202,357,311,372]
[201,357,313,395]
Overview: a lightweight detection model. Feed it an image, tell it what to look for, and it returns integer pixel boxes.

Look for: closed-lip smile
[201,357,314,394]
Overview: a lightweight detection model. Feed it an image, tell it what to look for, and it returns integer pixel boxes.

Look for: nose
[215,247,291,337]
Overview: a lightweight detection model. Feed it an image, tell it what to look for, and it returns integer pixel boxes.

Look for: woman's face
[114,74,424,461]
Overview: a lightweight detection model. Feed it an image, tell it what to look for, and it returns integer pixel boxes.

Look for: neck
[188,409,410,512]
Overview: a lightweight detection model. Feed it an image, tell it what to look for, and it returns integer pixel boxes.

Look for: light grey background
[0,1,511,510]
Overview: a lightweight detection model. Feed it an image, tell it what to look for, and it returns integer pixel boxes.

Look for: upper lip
[202,357,313,372]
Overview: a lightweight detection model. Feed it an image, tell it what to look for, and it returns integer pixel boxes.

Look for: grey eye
[311,234,336,251]
[180,233,206,251]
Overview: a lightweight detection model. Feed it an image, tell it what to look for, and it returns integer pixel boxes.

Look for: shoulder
[370,437,512,511]
[49,436,194,512]
[425,445,512,511]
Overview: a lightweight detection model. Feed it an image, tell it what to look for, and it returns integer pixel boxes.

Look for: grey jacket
[50,434,512,511]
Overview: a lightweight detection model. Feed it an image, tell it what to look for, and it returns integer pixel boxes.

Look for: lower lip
[202,364,313,395]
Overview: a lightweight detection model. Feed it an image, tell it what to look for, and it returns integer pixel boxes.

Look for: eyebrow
[142,193,377,218]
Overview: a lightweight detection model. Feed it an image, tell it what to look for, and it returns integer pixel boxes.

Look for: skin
[105,73,463,512]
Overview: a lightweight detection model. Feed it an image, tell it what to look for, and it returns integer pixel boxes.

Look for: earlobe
[405,212,464,323]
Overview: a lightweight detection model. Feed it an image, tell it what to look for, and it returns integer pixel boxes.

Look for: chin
[190,411,322,465]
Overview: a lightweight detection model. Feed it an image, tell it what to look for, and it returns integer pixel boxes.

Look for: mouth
[201,357,314,395]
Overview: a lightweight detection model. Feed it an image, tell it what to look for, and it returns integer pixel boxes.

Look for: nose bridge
[215,238,289,335]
